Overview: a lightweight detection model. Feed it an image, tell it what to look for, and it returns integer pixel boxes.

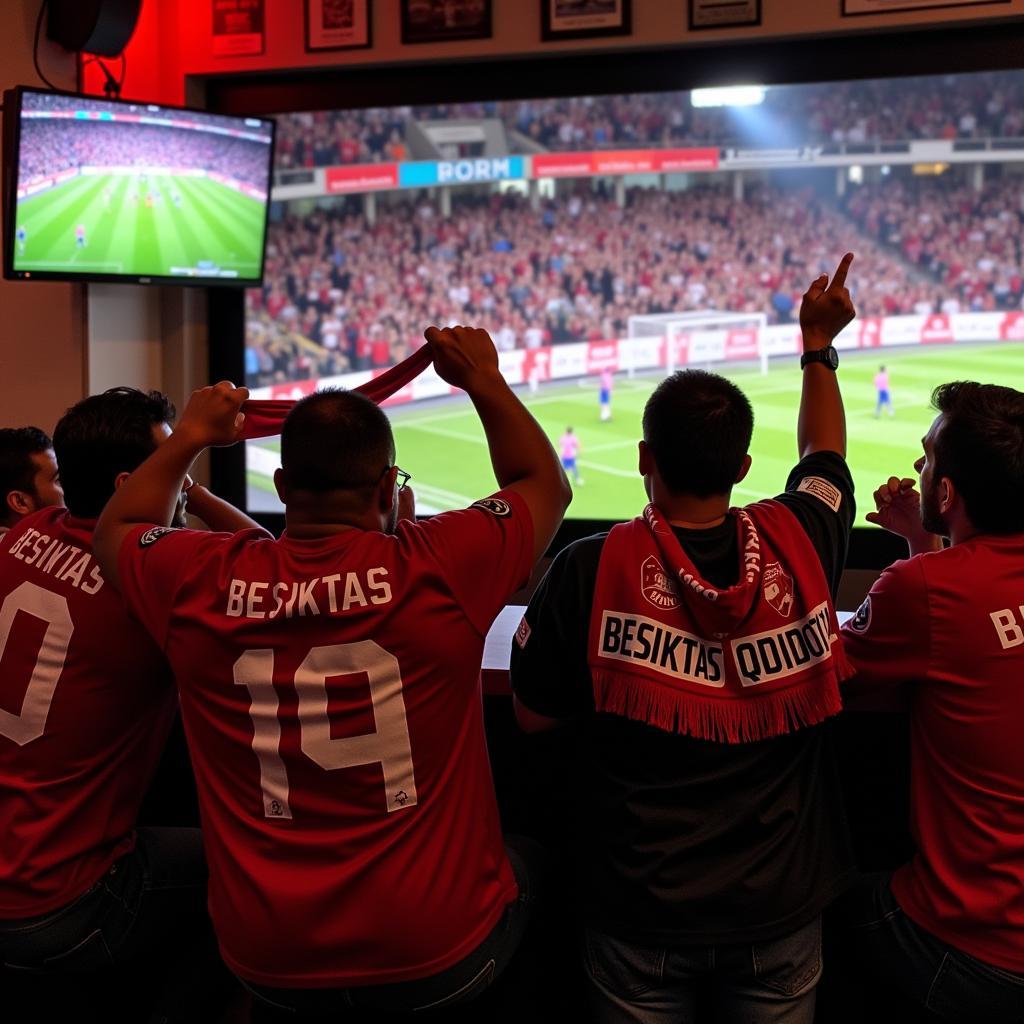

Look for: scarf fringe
[592,670,843,744]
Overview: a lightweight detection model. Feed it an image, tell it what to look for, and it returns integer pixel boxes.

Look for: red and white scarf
[588,500,851,743]
[239,347,434,439]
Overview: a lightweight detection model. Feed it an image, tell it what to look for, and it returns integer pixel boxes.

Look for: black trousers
[0,827,227,1023]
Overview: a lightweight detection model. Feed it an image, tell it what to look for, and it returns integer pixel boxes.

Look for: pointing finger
[828,252,854,291]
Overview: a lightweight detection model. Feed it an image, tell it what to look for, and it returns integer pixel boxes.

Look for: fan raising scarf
[588,500,851,743]
[238,347,434,439]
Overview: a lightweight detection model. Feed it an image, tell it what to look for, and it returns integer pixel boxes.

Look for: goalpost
[627,311,770,377]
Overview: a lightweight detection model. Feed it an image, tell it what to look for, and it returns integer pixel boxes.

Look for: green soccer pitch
[13,173,266,279]
[246,343,1023,522]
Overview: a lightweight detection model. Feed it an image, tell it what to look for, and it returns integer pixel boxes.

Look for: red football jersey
[118,492,533,988]
[841,535,1024,972]
[0,508,175,916]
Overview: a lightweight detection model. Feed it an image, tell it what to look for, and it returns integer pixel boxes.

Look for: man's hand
[397,484,416,523]
[866,476,942,552]
[423,326,502,393]
[176,381,249,449]
[800,253,856,350]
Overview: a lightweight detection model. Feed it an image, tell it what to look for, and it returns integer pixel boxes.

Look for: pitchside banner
[398,157,526,188]
[532,148,719,178]
[248,312,1022,406]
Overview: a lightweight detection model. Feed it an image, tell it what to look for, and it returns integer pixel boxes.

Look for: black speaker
[46,0,143,57]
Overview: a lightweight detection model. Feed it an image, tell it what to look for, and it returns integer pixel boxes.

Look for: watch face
[825,346,839,369]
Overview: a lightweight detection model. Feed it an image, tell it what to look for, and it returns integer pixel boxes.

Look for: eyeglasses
[374,465,411,490]
[324,466,411,491]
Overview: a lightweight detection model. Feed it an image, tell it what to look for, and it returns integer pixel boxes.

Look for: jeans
[583,917,822,1024]
[247,835,544,1019]
[840,872,1024,1023]
[0,827,223,1022]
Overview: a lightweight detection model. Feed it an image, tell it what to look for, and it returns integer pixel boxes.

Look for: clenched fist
[176,380,248,449]
[423,325,502,393]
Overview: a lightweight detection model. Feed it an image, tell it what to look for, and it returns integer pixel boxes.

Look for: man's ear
[378,467,398,516]
[638,439,652,477]
[735,454,752,485]
[273,468,287,504]
[939,475,955,515]
[112,471,131,492]
[5,489,33,518]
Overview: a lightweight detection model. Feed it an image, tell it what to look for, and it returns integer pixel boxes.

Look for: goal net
[627,311,770,376]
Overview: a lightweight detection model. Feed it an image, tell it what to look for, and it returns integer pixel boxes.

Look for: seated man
[839,381,1024,1023]
[0,389,263,998]
[93,327,571,1016]
[0,427,63,535]
[511,257,858,1024]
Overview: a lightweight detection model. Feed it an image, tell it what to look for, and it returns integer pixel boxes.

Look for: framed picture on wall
[540,0,632,41]
[842,0,1008,14]
[305,0,372,52]
[400,0,493,44]
[688,0,760,30]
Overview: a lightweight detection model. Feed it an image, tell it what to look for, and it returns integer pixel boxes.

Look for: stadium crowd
[271,71,1024,169]
[18,121,270,190]
[245,183,926,386]
[844,174,1024,313]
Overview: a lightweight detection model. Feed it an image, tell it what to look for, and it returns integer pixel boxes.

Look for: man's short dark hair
[0,427,52,519]
[53,388,176,518]
[280,389,395,493]
[931,381,1024,535]
[642,370,754,498]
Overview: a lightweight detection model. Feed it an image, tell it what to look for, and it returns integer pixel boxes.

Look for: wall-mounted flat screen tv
[3,88,275,286]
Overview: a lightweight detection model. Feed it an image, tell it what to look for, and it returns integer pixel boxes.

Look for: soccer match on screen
[244,70,1024,521]
[11,91,273,282]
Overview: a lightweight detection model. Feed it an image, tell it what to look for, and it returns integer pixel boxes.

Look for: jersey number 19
[234,640,418,821]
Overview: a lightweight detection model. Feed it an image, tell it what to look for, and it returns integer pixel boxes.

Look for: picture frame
[841,0,1007,15]
[540,0,632,42]
[400,0,493,44]
[305,0,372,52]
[212,0,265,57]
[688,0,761,31]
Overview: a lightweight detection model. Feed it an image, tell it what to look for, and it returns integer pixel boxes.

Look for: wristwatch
[800,346,839,371]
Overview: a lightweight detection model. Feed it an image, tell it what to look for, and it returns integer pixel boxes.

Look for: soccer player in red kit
[0,389,265,1009]
[93,327,571,1016]
[839,382,1024,1023]
[0,427,63,535]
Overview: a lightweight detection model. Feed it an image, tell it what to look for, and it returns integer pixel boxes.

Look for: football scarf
[588,500,851,743]
[238,347,434,439]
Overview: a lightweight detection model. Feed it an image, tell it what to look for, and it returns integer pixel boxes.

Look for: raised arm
[94,382,249,590]
[424,325,571,561]
[183,478,271,537]
[797,253,856,459]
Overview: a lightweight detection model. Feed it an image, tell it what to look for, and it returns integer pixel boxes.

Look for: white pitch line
[397,422,485,445]
[585,437,641,454]
[390,386,607,428]
[413,482,476,507]
[576,457,762,500]
[247,445,281,477]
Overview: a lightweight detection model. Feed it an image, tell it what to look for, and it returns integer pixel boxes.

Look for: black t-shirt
[510,451,857,944]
